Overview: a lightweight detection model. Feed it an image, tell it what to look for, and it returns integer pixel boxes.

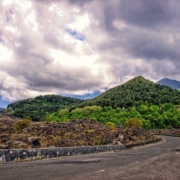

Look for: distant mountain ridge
[157,78,180,89]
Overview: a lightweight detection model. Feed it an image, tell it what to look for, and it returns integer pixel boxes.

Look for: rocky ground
[0,113,159,149]
[151,128,180,137]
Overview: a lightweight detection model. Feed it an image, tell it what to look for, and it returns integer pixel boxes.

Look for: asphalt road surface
[0,136,180,180]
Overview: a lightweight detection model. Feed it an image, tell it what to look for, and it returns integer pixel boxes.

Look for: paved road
[0,136,180,180]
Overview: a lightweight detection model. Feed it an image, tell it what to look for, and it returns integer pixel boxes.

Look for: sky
[1,0,180,107]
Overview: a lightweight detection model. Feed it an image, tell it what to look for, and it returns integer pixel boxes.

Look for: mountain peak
[77,76,180,109]
[157,78,180,89]
[124,76,153,85]
[129,76,146,81]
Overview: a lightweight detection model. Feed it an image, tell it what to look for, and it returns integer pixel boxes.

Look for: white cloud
[0,45,13,62]
[68,14,90,31]
[0,0,180,102]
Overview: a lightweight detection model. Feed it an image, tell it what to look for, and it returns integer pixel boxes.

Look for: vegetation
[36,155,46,160]
[6,76,180,129]
[15,119,31,133]
[7,95,84,121]
[47,103,180,129]
[73,76,180,109]
[105,122,116,129]
[124,118,143,128]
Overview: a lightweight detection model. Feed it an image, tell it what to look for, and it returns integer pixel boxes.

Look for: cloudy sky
[1,0,180,106]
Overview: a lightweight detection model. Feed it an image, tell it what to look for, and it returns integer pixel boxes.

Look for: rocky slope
[151,128,180,137]
[0,114,159,149]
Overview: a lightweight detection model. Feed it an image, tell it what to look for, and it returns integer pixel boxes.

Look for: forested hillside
[6,76,180,129]
[7,95,84,121]
[74,76,180,109]
[47,77,180,129]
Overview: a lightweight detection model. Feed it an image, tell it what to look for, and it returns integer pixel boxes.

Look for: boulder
[116,141,123,146]
[118,134,124,142]
[28,137,40,146]
[112,140,123,146]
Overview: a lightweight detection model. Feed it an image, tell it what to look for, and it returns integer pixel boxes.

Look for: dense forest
[7,95,84,121]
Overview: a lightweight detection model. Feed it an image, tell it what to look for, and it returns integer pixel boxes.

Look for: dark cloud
[123,31,180,61]
[24,66,104,91]
[35,0,93,6]
[118,0,172,27]
[91,0,180,76]
[68,0,93,6]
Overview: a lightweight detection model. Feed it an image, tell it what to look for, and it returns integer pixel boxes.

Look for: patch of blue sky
[0,95,12,108]
[63,90,101,100]
[66,28,86,41]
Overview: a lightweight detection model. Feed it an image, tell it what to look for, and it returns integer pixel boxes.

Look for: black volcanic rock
[0,116,159,149]
[157,78,180,89]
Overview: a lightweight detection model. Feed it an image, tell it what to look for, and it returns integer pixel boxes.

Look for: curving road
[0,136,180,180]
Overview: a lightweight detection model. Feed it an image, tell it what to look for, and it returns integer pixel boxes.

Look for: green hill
[73,76,180,109]
[47,76,180,129]
[7,95,84,121]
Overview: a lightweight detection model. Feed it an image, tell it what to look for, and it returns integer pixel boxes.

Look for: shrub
[124,118,143,128]
[36,155,45,160]
[15,119,31,132]
[105,122,116,129]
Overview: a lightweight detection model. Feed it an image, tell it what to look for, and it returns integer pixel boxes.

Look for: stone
[17,142,27,148]
[112,140,123,146]
[0,144,8,149]
[116,141,123,146]
[13,141,23,145]
[28,137,40,146]
[118,134,124,142]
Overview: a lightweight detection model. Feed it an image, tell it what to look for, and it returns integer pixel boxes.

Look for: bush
[36,155,45,160]
[105,122,116,129]
[15,119,31,132]
[124,118,143,128]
